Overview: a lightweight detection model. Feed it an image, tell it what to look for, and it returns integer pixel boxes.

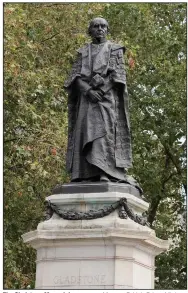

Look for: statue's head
[88,17,109,42]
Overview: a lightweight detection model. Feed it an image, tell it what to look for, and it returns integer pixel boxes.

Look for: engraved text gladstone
[54,275,106,286]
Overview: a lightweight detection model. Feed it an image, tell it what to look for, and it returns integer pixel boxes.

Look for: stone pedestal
[22,183,169,289]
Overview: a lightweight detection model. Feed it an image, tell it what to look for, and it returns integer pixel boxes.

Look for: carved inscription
[54,275,106,286]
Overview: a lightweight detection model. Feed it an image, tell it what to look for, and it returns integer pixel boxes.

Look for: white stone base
[22,185,169,289]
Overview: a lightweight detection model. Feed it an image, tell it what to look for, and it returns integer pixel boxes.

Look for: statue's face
[90,18,108,40]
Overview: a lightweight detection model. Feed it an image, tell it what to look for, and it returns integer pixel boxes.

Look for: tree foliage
[4,3,186,289]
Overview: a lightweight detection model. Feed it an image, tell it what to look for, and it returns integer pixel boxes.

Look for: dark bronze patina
[64,18,139,189]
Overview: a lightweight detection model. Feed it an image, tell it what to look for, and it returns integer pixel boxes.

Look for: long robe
[64,40,132,181]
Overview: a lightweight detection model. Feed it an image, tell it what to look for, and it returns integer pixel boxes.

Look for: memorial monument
[22,18,169,289]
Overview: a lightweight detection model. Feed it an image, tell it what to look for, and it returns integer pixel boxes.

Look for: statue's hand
[87,89,104,103]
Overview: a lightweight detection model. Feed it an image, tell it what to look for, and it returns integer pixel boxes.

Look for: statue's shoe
[100,174,110,182]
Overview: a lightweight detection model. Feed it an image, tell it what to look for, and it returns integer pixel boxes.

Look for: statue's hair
[88,17,109,36]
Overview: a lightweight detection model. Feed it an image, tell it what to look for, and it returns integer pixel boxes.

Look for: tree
[4,3,186,289]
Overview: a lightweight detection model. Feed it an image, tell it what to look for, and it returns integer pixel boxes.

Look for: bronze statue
[64,17,136,186]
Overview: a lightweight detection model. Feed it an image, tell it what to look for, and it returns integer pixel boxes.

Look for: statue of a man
[64,17,133,183]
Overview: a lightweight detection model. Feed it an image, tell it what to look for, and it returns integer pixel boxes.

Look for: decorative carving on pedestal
[45,197,149,227]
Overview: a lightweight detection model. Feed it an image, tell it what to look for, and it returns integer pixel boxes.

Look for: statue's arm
[75,78,92,94]
[75,77,103,103]
[64,53,82,89]
[98,48,126,95]
[99,75,114,94]
[110,48,127,86]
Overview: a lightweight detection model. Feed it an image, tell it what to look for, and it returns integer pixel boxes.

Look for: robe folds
[64,40,132,181]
